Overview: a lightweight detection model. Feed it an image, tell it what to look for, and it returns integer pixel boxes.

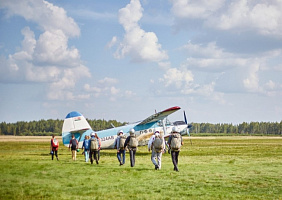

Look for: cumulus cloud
[181,41,248,72]
[180,41,282,97]
[112,0,168,63]
[170,0,282,37]
[0,0,80,37]
[84,77,135,100]
[160,66,226,104]
[162,68,193,88]
[0,0,90,100]
[158,38,282,105]
[216,0,282,37]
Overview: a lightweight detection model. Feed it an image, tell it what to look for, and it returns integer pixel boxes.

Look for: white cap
[117,130,123,136]
[172,126,179,133]
[129,128,135,134]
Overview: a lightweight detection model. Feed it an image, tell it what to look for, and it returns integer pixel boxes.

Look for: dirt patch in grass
[0,136,62,142]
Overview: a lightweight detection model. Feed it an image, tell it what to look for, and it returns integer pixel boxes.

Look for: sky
[0,0,282,125]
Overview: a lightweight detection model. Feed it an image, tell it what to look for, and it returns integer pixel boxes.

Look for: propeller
[184,110,192,145]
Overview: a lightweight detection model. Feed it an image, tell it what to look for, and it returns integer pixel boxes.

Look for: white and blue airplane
[62,106,192,149]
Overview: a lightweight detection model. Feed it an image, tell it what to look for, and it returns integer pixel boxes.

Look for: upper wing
[137,106,181,125]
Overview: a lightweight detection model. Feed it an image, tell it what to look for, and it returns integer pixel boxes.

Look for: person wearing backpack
[148,131,165,170]
[82,135,90,162]
[50,134,59,161]
[94,133,102,162]
[69,134,79,161]
[124,128,138,167]
[167,127,183,172]
[89,132,100,165]
[114,130,126,166]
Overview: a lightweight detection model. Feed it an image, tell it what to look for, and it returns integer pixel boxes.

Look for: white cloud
[243,62,260,92]
[107,36,117,49]
[265,80,276,90]
[34,30,80,67]
[0,0,80,37]
[0,0,91,100]
[83,77,135,100]
[170,0,282,37]
[162,68,193,88]
[181,42,248,72]
[170,0,224,19]
[112,0,168,63]
[216,0,282,37]
[110,86,120,95]
[98,77,119,85]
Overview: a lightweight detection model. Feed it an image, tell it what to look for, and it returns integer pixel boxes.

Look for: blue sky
[0,0,282,124]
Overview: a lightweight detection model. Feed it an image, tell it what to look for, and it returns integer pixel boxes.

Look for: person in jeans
[82,135,90,162]
[148,131,165,170]
[114,130,126,166]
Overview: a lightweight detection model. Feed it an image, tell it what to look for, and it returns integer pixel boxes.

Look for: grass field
[0,136,281,200]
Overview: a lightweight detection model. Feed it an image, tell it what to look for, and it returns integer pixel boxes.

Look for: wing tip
[162,106,181,112]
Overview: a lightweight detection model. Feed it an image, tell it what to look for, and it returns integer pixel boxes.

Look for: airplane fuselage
[62,121,188,149]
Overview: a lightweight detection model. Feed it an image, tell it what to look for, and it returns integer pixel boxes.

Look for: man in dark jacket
[124,128,138,167]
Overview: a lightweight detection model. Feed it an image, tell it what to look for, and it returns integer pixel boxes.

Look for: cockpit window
[157,118,173,126]
[173,121,186,126]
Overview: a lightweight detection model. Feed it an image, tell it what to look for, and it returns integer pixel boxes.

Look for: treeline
[0,120,281,136]
[190,121,282,135]
[0,119,126,136]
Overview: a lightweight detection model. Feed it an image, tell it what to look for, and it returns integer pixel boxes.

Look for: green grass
[0,137,281,199]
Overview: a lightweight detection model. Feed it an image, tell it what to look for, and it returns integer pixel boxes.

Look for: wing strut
[184,110,192,145]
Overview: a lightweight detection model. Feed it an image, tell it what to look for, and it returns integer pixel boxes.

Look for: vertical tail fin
[62,111,93,147]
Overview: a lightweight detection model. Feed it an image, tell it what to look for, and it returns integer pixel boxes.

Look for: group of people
[114,127,183,171]
[70,133,101,164]
[50,127,183,171]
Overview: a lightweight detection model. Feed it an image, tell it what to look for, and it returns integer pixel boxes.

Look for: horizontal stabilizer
[137,106,181,125]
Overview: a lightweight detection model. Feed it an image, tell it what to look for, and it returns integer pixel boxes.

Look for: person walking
[94,133,101,162]
[89,133,100,165]
[114,130,126,166]
[124,128,138,167]
[82,135,90,162]
[167,127,183,172]
[69,134,78,161]
[148,131,165,170]
[50,134,59,161]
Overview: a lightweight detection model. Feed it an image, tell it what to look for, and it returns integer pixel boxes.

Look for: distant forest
[0,119,281,136]
[0,119,126,136]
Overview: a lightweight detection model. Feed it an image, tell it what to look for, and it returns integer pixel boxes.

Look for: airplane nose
[179,126,188,136]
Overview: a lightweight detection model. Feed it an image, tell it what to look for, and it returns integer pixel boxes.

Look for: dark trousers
[51,149,58,160]
[129,148,136,167]
[171,151,180,170]
[97,150,100,161]
[117,149,126,164]
[90,150,99,164]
